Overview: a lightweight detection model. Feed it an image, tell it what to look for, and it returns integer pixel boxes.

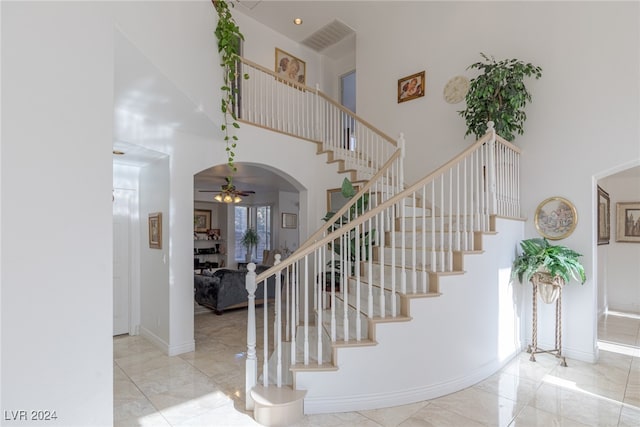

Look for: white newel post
[486,121,498,217]
[245,262,257,410]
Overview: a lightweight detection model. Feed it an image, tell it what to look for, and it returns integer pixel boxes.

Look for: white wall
[278,191,300,256]
[1,2,114,424]
[235,11,324,90]
[351,1,640,362]
[599,174,640,313]
[139,158,171,347]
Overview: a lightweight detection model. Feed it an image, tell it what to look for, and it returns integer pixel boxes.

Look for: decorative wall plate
[443,75,470,104]
[534,197,577,240]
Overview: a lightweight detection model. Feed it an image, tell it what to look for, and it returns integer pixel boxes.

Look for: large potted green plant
[511,238,586,303]
[459,53,542,142]
[241,228,259,263]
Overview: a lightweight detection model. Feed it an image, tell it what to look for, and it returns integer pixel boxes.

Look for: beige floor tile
[396,402,486,427]
[292,411,383,427]
[113,310,640,427]
[148,386,232,425]
[113,396,159,423]
[473,370,540,403]
[501,353,559,382]
[510,405,592,427]
[619,404,640,427]
[528,383,622,427]
[430,387,523,427]
[358,400,428,427]
[173,401,260,426]
[623,382,640,406]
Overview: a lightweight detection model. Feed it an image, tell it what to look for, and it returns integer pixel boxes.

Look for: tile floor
[114,308,640,426]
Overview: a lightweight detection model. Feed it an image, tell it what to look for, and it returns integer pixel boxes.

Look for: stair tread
[251,385,307,405]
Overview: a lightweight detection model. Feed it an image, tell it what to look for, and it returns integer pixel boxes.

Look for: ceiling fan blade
[198,190,223,193]
[237,191,256,196]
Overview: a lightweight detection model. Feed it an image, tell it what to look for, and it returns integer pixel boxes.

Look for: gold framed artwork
[148,212,162,249]
[275,48,306,85]
[616,202,640,243]
[327,185,361,213]
[194,209,211,233]
[534,196,577,240]
[597,186,610,245]
[398,71,425,103]
[281,213,298,229]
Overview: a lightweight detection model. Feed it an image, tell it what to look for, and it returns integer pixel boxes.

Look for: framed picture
[398,71,425,103]
[148,212,162,249]
[275,48,306,85]
[534,196,577,240]
[208,228,221,240]
[327,185,361,213]
[194,209,211,233]
[597,186,610,245]
[616,202,640,243]
[282,212,298,229]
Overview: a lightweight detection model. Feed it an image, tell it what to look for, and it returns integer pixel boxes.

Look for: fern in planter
[459,53,542,142]
[213,0,249,183]
[511,238,586,285]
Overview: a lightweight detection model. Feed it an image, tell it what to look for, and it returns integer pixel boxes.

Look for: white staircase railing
[244,123,521,409]
[236,57,398,180]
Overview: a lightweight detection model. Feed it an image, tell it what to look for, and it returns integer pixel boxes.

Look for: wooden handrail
[255,128,508,283]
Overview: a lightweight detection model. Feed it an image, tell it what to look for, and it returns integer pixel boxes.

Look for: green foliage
[241,228,259,252]
[213,0,249,185]
[459,53,542,142]
[322,178,375,270]
[322,178,368,226]
[511,238,586,286]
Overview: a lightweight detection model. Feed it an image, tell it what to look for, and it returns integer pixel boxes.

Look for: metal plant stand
[527,274,568,367]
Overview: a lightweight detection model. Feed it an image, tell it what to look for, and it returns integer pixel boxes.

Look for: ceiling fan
[198,177,256,203]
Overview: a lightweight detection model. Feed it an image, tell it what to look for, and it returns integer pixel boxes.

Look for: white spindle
[304,256,309,364]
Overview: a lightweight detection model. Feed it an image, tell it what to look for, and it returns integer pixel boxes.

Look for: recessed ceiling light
[113,150,125,155]
[293,18,303,25]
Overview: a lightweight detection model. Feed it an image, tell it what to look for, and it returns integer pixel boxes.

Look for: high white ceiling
[114,1,639,192]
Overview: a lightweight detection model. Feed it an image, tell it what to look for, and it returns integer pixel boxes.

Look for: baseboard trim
[303,351,518,414]
[140,326,169,354]
[168,340,195,356]
[140,326,195,356]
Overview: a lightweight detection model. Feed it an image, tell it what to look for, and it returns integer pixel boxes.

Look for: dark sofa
[194,265,278,314]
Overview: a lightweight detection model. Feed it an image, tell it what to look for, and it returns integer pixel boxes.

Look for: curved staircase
[233,57,525,424]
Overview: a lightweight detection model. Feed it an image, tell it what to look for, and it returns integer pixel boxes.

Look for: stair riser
[356,264,431,292]
[345,278,401,317]
[384,232,477,250]
[325,298,370,341]
[374,248,453,271]
[395,216,472,233]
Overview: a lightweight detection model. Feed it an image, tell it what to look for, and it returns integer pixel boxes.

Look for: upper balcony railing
[235,57,400,182]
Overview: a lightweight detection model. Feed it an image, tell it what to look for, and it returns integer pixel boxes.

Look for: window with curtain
[234,205,271,262]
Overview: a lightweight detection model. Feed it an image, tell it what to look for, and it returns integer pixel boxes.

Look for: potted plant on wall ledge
[459,53,542,142]
[241,228,260,263]
[511,238,586,303]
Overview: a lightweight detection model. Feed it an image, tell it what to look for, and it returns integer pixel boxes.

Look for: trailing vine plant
[212,0,249,185]
[459,53,542,142]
